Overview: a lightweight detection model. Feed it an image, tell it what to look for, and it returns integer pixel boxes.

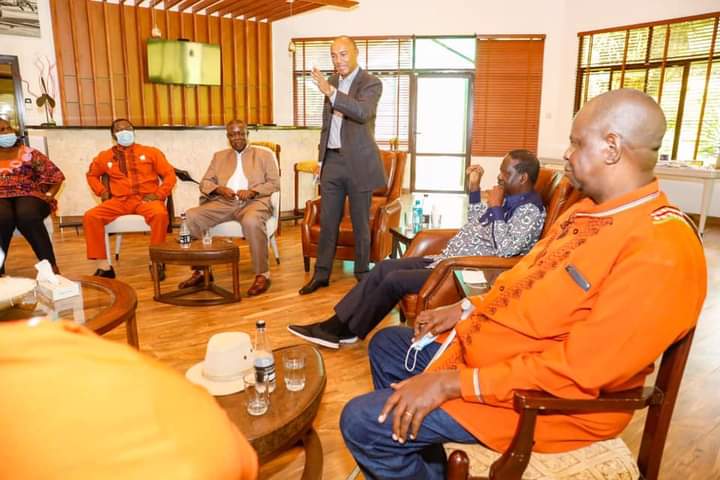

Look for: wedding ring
[404,411,414,417]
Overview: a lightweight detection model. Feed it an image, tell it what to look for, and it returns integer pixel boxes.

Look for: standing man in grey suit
[299,36,387,295]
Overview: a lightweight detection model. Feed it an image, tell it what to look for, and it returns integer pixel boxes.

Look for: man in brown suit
[179,120,280,296]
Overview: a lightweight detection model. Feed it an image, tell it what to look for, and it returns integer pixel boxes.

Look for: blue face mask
[0,133,18,148]
[115,130,135,147]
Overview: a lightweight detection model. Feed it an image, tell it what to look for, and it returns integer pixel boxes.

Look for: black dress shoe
[93,266,116,279]
[298,277,329,295]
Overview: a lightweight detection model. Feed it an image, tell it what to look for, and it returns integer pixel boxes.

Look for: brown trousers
[185,197,272,274]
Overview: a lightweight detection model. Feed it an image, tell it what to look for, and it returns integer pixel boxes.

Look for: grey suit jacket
[319,68,386,192]
[199,146,280,209]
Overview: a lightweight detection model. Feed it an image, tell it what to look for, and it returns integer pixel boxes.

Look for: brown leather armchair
[301,150,407,272]
[398,168,584,323]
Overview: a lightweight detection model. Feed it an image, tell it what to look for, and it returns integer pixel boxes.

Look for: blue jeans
[340,326,477,479]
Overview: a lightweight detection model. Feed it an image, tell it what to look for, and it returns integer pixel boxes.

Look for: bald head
[564,89,667,203]
[578,89,666,170]
[331,36,359,77]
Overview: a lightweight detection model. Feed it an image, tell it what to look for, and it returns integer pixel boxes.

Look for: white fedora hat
[186,332,255,396]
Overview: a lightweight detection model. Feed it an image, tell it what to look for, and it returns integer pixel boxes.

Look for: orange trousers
[83,196,168,260]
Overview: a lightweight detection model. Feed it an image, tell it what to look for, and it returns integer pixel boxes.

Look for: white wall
[0,0,62,126]
[272,0,720,211]
[29,127,321,216]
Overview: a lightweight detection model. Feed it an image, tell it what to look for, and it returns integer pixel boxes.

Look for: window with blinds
[576,13,720,164]
[472,37,545,157]
[292,37,412,149]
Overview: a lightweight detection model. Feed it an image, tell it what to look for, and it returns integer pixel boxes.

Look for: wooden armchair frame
[447,328,696,480]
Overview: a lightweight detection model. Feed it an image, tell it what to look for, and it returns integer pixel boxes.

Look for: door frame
[0,55,26,140]
[409,71,474,193]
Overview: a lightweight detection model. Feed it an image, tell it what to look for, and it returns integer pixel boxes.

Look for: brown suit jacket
[199,146,280,209]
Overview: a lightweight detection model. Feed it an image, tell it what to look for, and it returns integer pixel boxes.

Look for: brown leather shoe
[178,270,212,289]
[247,275,271,296]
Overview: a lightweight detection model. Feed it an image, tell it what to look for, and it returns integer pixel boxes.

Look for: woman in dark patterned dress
[0,118,64,275]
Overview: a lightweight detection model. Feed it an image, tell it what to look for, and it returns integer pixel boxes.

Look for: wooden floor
[3,220,719,480]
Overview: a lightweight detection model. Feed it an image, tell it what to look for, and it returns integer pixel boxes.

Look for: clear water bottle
[254,320,276,393]
[179,213,191,248]
[422,194,431,225]
[412,199,423,232]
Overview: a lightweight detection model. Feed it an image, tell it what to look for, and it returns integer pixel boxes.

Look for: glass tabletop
[0,282,115,325]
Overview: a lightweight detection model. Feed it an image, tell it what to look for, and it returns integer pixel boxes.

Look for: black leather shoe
[93,266,116,279]
[298,277,329,295]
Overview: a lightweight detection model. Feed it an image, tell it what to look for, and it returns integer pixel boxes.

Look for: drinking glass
[202,229,213,246]
[246,376,269,416]
[283,349,306,392]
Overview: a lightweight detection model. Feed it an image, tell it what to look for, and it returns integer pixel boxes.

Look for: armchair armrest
[376,198,403,230]
[302,198,321,227]
[404,229,458,257]
[371,199,403,260]
[414,255,519,314]
[513,388,663,413]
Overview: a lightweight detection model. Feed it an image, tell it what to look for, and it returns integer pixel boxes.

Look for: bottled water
[412,199,423,232]
[254,320,276,393]
[179,213,191,248]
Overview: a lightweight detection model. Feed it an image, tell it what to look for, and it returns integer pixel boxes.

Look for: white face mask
[0,133,18,148]
[115,130,135,147]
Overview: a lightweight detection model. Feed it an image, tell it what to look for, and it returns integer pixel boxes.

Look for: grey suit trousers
[185,197,272,274]
[315,149,372,279]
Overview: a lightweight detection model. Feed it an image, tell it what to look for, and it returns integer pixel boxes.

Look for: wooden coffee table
[0,275,139,348]
[217,345,326,479]
[149,239,240,306]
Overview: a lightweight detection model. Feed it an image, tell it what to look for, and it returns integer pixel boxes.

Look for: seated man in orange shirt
[0,319,257,480]
[84,118,177,279]
[340,89,707,479]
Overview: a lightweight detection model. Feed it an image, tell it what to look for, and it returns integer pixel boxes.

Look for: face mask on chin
[115,130,135,147]
[0,133,18,148]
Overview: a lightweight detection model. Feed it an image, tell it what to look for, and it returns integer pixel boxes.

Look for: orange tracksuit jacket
[0,320,257,480]
[428,180,707,453]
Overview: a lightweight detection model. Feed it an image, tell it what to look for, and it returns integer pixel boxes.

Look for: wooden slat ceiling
[128,0,358,22]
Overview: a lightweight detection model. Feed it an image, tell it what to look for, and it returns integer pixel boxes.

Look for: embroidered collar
[575,180,660,218]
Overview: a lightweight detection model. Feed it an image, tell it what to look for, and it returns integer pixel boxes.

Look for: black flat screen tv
[147,39,221,86]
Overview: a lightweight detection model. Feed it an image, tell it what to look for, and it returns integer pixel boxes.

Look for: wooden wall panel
[50,0,273,127]
[234,19,248,122]
[246,21,258,124]
[153,11,170,125]
[208,15,223,125]
[258,22,272,124]
[166,12,183,125]
[220,17,235,123]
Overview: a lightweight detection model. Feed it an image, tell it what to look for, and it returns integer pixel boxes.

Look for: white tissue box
[37,276,81,302]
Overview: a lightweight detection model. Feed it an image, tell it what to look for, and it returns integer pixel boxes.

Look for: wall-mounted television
[147,39,221,86]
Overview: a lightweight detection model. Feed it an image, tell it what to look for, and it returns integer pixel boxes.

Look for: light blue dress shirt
[327,66,360,149]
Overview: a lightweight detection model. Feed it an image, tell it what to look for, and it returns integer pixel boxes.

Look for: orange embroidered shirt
[428,180,707,453]
[86,144,176,200]
[0,320,257,480]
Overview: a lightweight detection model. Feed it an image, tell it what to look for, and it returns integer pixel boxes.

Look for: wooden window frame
[575,11,720,161]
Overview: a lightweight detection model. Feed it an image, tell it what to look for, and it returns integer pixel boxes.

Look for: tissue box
[37,276,81,302]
